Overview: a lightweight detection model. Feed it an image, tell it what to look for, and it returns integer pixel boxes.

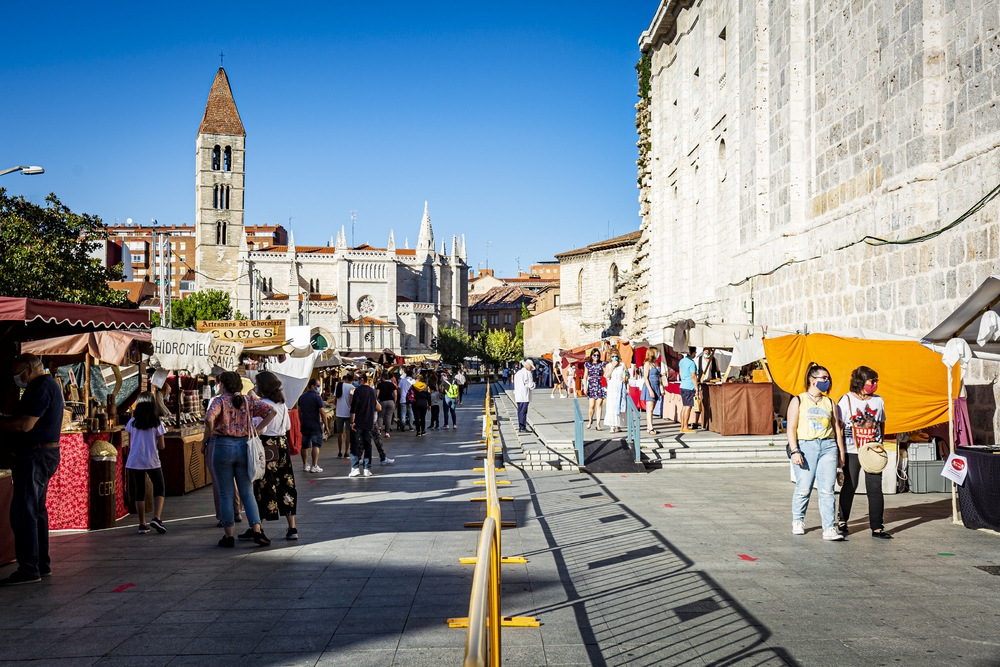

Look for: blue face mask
[816,380,832,392]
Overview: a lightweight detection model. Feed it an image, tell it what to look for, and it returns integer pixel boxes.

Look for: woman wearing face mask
[583,349,606,429]
[786,362,845,540]
[836,366,892,539]
[602,351,627,433]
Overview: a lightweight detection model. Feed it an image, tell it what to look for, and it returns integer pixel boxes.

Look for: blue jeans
[350,429,373,471]
[212,436,261,528]
[443,397,457,426]
[11,448,60,578]
[792,438,838,530]
[399,402,413,427]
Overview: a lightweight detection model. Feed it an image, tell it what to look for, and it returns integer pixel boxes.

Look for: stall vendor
[0,354,65,586]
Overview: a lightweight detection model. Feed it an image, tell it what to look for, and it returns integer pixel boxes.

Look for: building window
[419,320,428,344]
[212,145,221,171]
[577,269,584,301]
[224,146,232,171]
[504,313,512,325]
[315,278,320,293]
[490,314,499,325]
[268,278,273,292]
[216,221,227,245]
[225,185,230,210]
[554,294,560,306]
[609,263,618,296]
[213,185,219,209]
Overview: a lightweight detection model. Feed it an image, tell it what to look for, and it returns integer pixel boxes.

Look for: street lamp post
[0,166,44,177]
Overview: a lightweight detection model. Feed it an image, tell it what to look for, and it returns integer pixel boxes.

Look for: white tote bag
[245,401,266,481]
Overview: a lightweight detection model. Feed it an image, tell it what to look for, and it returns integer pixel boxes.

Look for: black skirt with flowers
[254,434,297,519]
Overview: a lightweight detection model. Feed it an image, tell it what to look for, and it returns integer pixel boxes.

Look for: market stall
[701,382,774,436]
[0,299,150,534]
[922,274,1000,525]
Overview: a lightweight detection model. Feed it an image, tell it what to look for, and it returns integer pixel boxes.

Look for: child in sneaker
[429,384,442,430]
[125,392,168,534]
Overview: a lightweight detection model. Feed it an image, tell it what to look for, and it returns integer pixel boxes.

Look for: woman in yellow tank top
[786,362,845,541]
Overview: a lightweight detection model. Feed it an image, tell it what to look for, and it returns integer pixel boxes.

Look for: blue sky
[1,1,659,278]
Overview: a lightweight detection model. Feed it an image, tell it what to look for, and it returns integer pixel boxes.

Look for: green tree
[0,189,131,308]
[480,328,522,371]
[154,290,242,328]
[436,324,473,367]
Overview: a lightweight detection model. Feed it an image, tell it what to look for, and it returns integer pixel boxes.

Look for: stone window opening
[419,320,429,345]
[719,139,727,181]
[609,263,619,296]
[315,278,320,293]
[212,145,221,171]
[577,269,584,302]
[216,221,227,245]
[225,186,230,210]
[213,185,219,209]
[268,277,273,292]
[224,146,232,172]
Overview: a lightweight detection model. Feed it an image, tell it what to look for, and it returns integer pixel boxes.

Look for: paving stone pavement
[3,384,1000,666]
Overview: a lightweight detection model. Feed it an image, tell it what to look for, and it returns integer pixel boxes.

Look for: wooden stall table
[0,471,13,564]
[161,425,211,496]
[701,382,775,436]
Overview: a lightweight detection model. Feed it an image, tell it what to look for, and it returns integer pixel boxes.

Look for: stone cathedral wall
[639,0,1000,440]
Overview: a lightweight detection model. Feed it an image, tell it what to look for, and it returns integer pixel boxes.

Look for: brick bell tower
[194,67,246,295]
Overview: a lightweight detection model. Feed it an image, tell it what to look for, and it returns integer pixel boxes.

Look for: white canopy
[922,275,1000,361]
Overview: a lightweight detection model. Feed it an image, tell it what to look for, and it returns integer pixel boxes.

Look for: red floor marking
[621,475,629,478]
[737,554,758,562]
[112,583,136,592]
[308,480,316,484]
[663,504,674,508]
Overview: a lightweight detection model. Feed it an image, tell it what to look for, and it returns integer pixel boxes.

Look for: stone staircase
[641,431,788,468]
[493,389,580,472]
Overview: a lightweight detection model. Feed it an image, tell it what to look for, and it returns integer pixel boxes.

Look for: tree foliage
[477,328,522,369]
[0,189,131,308]
[155,290,242,329]
[436,324,474,367]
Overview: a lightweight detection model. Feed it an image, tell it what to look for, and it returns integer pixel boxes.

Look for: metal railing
[449,384,538,667]
[573,397,585,468]
[625,395,642,463]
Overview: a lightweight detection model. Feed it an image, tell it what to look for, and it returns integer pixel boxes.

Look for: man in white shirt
[513,359,536,432]
[397,368,415,431]
[454,369,467,405]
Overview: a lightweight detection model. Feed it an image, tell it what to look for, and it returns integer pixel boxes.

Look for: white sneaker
[312,466,323,473]
[822,527,845,541]
[792,521,805,535]
[348,468,361,478]
[303,464,310,473]
[380,458,395,466]
[362,469,373,477]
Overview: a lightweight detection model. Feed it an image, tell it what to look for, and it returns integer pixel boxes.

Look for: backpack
[445,381,459,400]
[407,388,416,403]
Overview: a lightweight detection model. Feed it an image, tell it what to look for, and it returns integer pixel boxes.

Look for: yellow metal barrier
[448,384,539,667]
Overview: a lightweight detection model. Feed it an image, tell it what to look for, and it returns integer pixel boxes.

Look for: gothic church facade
[193,68,468,353]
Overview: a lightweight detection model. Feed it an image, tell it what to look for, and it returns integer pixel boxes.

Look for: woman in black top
[375,372,397,438]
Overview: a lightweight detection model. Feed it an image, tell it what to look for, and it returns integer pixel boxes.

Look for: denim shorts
[301,432,323,448]
[680,388,696,407]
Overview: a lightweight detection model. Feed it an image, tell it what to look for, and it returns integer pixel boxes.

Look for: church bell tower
[194,67,246,295]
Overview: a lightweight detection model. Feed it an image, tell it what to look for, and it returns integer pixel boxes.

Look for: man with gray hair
[513,359,536,432]
[0,354,64,585]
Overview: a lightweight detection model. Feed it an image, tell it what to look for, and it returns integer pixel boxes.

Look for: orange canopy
[763,334,959,433]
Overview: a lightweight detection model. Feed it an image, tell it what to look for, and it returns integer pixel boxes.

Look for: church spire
[287,229,296,253]
[336,225,347,250]
[198,68,245,136]
[387,229,396,252]
[416,200,434,253]
[460,234,467,261]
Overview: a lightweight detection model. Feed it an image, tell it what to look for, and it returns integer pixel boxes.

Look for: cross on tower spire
[220,49,225,66]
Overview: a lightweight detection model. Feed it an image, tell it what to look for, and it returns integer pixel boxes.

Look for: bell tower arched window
[212,145,221,171]
[224,146,232,171]
[224,186,230,210]
[268,278,273,292]
[216,221,227,245]
[213,185,219,209]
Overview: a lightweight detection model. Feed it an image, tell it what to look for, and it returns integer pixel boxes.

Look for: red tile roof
[258,245,337,254]
[395,249,416,256]
[199,68,246,136]
[469,286,537,310]
[554,230,641,259]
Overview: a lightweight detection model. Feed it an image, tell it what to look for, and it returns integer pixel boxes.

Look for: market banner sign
[197,319,286,346]
[208,339,244,372]
[151,328,215,374]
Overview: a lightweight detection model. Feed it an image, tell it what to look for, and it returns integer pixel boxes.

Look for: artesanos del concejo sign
[196,320,286,347]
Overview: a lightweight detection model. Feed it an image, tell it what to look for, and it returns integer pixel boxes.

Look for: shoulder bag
[246,400,267,481]
[847,395,888,474]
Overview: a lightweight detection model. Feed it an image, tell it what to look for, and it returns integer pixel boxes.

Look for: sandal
[586,422,593,430]
[647,430,658,435]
